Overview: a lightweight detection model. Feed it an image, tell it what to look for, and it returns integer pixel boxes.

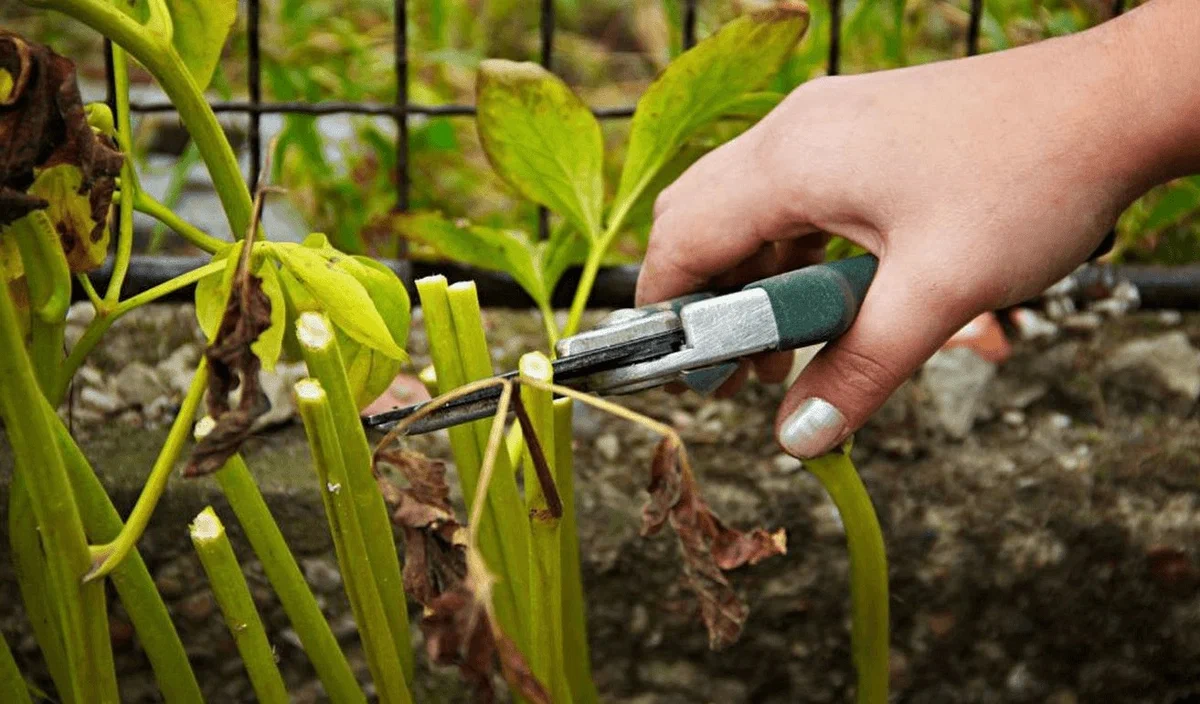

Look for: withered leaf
[421,584,551,704]
[641,436,788,650]
[185,259,273,477]
[0,31,122,269]
[374,447,465,606]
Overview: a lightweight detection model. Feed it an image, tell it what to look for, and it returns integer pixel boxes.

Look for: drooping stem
[86,359,209,581]
[195,419,364,704]
[553,398,599,704]
[53,417,204,704]
[104,44,135,305]
[803,443,889,704]
[189,507,290,703]
[0,266,115,702]
[0,630,30,704]
[295,379,413,704]
[296,312,414,680]
[135,190,225,254]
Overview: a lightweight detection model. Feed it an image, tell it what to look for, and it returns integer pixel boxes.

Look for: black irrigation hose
[75,256,1200,311]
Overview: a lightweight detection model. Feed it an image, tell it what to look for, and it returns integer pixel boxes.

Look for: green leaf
[538,223,589,297]
[253,259,285,372]
[396,212,549,307]
[718,92,785,121]
[193,242,285,371]
[275,244,405,359]
[335,256,411,409]
[1142,177,1200,233]
[116,0,237,90]
[613,4,810,220]
[194,241,242,341]
[476,60,604,241]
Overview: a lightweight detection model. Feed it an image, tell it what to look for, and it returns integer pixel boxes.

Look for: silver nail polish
[779,398,847,459]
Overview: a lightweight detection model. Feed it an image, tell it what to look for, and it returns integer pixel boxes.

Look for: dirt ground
[2,305,1199,703]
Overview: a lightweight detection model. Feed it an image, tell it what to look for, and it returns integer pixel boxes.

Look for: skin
[636,0,1200,459]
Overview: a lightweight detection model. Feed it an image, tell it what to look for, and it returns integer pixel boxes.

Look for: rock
[1159,310,1183,326]
[114,361,167,408]
[1009,307,1059,341]
[595,433,620,462]
[921,348,997,439]
[79,386,123,414]
[301,558,342,593]
[1002,410,1025,426]
[179,592,215,623]
[248,361,308,431]
[772,453,802,474]
[1061,312,1102,332]
[1102,332,1200,406]
[157,344,201,396]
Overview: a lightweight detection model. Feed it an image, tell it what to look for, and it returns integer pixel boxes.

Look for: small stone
[595,433,620,461]
[179,592,215,623]
[922,347,997,438]
[1104,331,1200,402]
[80,386,123,414]
[76,365,105,388]
[1048,413,1072,430]
[66,301,96,327]
[143,395,175,425]
[301,558,342,593]
[926,611,956,638]
[157,344,201,396]
[1061,312,1102,332]
[114,361,167,408]
[1158,310,1183,326]
[1002,410,1025,426]
[155,573,185,598]
[108,616,135,648]
[772,453,802,473]
[629,604,649,635]
[250,361,307,430]
[117,409,144,427]
[1005,662,1039,695]
[1009,307,1058,341]
[889,649,911,690]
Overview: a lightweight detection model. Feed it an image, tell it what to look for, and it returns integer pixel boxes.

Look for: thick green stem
[105,44,135,305]
[195,421,364,704]
[52,418,204,704]
[9,212,69,394]
[0,268,115,703]
[295,379,412,704]
[189,507,290,703]
[561,250,602,339]
[554,398,599,704]
[295,313,414,680]
[53,258,226,405]
[446,282,533,644]
[86,360,208,580]
[32,0,253,239]
[135,190,225,254]
[0,631,30,704]
[519,353,571,704]
[803,444,889,704]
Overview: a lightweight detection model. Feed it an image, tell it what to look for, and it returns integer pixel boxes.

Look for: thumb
[774,257,973,458]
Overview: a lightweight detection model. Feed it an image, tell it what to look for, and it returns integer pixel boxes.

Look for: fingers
[774,258,973,458]
[635,128,817,306]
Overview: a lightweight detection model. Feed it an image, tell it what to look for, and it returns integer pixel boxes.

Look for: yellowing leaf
[194,242,285,371]
[276,244,405,359]
[613,4,809,218]
[27,164,111,272]
[477,60,604,241]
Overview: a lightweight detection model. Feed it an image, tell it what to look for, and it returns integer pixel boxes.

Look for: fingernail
[778,398,847,458]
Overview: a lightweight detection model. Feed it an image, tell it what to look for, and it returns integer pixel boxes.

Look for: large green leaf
[613,4,810,219]
[334,256,411,409]
[476,60,604,241]
[397,212,548,306]
[116,0,237,90]
[275,243,405,359]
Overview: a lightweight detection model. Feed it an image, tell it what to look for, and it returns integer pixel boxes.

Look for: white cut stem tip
[190,507,224,541]
[518,352,553,381]
[296,312,333,349]
[294,378,326,402]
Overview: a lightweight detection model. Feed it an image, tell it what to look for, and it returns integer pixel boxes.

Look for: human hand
[635,1,1200,459]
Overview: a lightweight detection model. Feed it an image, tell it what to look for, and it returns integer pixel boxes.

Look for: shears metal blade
[361,254,879,436]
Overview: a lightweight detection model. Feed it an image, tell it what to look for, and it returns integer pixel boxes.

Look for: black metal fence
[90,0,1145,310]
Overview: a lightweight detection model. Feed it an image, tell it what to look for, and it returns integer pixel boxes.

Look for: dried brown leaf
[641,436,787,650]
[0,31,122,266]
[184,267,272,477]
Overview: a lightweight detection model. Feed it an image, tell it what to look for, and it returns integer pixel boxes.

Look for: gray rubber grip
[742,254,879,351]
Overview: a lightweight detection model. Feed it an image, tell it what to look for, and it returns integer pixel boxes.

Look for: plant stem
[416,276,530,650]
[0,631,30,704]
[554,398,599,704]
[194,424,364,704]
[295,379,413,704]
[519,353,571,704]
[34,0,253,239]
[0,269,115,703]
[295,313,414,680]
[86,359,208,581]
[76,272,104,309]
[9,212,69,394]
[189,507,291,703]
[135,190,225,254]
[52,417,204,704]
[54,258,226,404]
[446,282,533,644]
[561,249,602,338]
[803,444,889,704]
[105,44,135,306]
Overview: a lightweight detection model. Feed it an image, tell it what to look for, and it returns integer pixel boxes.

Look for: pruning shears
[361,254,879,435]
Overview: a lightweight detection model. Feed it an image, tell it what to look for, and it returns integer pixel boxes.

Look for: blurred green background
[4,0,1194,266]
